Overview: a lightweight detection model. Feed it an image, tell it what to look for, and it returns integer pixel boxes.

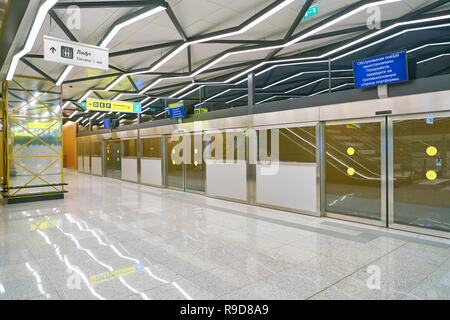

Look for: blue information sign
[104,118,111,129]
[168,101,185,119]
[353,51,408,88]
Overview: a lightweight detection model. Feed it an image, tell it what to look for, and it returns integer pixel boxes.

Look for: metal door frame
[104,139,114,178]
[184,131,206,195]
[77,142,84,173]
[90,139,103,177]
[164,134,185,191]
[323,116,387,227]
[120,137,138,183]
[387,111,450,238]
[202,127,250,204]
[83,142,91,175]
[108,139,121,180]
[252,121,321,217]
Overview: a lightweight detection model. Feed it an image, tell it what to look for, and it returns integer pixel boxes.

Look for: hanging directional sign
[168,101,185,119]
[86,98,142,113]
[44,36,109,70]
[194,107,208,114]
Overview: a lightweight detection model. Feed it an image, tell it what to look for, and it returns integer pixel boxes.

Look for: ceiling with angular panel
[3,0,450,124]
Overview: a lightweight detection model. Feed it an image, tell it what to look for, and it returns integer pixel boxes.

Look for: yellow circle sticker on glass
[426,170,437,181]
[347,167,355,176]
[347,147,355,156]
[426,146,437,157]
[194,148,198,155]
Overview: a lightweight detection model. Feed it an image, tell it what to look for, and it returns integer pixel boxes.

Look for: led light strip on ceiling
[183,14,450,98]
[418,53,450,64]
[128,0,401,95]
[192,21,450,107]
[56,5,167,86]
[62,101,71,109]
[256,82,355,105]
[106,0,298,93]
[262,69,353,90]
[72,2,450,115]
[68,110,79,119]
[6,0,58,80]
[70,29,450,119]
[76,0,399,104]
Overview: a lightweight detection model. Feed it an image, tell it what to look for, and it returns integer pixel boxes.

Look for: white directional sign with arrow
[44,36,109,70]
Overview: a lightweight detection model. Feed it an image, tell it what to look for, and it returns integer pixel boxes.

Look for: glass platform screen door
[324,118,387,226]
[388,112,450,238]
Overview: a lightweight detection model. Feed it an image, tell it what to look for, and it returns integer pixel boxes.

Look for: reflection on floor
[0,170,449,300]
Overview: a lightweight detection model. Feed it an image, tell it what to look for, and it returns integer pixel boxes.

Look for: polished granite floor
[0,170,449,300]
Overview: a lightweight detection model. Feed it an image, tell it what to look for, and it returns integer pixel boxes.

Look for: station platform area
[1,170,449,300]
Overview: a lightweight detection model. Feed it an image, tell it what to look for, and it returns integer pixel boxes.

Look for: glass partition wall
[2,77,64,202]
[121,138,138,182]
[185,132,205,193]
[77,141,84,172]
[205,129,247,201]
[91,140,102,176]
[83,141,90,174]
[140,136,163,186]
[165,134,184,189]
[256,124,318,214]
[76,111,450,238]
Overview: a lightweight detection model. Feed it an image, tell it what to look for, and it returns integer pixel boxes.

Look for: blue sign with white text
[168,101,185,119]
[133,103,142,113]
[353,51,408,88]
[104,118,111,129]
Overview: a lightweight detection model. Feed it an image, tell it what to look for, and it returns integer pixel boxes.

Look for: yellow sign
[168,101,183,109]
[194,107,208,114]
[86,98,142,113]
[28,122,59,130]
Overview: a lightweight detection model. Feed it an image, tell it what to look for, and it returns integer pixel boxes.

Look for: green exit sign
[304,4,319,19]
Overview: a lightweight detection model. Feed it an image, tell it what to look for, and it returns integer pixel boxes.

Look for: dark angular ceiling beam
[63,72,121,84]
[20,58,56,83]
[229,1,450,90]
[264,0,314,61]
[165,4,187,41]
[144,0,289,75]
[67,0,326,106]
[109,40,183,57]
[128,76,139,92]
[65,0,450,118]
[48,9,78,42]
